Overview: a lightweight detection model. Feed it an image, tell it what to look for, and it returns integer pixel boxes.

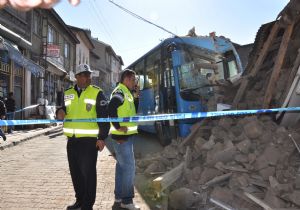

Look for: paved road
[0,134,151,210]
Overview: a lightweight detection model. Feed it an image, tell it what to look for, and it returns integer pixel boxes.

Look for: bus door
[159,58,175,113]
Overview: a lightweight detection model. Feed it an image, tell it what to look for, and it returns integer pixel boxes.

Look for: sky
[54,0,289,67]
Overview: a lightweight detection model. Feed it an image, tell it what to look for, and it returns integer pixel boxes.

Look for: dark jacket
[0,99,7,117]
[5,97,16,112]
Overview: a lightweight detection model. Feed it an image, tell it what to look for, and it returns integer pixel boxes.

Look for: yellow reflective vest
[63,85,101,138]
[110,83,138,135]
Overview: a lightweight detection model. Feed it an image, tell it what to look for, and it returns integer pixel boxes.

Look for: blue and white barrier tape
[1,106,299,126]
[7,104,58,114]
[7,104,40,114]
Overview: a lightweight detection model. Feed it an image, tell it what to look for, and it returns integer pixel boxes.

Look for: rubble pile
[135,1,300,209]
[137,116,300,209]
[234,0,300,109]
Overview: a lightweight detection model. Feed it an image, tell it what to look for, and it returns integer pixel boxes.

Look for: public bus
[127,34,244,145]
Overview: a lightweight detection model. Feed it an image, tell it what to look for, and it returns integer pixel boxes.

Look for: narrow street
[0,132,157,210]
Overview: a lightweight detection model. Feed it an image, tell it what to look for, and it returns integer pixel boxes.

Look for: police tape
[7,104,40,114]
[0,106,300,126]
[7,104,57,114]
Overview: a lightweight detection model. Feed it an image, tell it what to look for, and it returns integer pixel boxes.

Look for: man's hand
[56,109,65,120]
[117,126,128,133]
[96,140,105,151]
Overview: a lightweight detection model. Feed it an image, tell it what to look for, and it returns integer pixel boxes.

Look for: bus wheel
[155,121,172,146]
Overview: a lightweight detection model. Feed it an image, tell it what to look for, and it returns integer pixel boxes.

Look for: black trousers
[67,137,98,210]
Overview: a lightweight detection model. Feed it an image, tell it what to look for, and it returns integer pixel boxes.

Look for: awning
[47,59,67,76]
[0,36,44,76]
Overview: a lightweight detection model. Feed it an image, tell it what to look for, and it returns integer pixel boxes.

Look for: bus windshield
[177,43,239,101]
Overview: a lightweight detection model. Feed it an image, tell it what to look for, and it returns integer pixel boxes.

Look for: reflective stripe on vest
[110,83,138,135]
[110,125,138,135]
[63,128,99,135]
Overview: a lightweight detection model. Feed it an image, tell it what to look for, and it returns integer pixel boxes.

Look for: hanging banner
[44,44,60,58]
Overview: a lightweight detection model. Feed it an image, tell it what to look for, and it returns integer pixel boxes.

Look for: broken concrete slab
[169,187,197,210]
[243,120,263,139]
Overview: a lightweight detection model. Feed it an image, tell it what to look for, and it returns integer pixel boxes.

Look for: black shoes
[67,201,81,210]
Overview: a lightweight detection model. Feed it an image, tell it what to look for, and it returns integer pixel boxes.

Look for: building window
[64,42,70,59]
[33,11,41,36]
[64,41,70,70]
[48,25,58,44]
[106,52,110,65]
[79,49,82,64]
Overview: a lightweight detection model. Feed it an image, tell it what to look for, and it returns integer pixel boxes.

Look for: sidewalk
[0,125,151,210]
[0,125,61,150]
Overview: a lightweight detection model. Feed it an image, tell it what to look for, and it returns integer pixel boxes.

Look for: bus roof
[127,35,236,68]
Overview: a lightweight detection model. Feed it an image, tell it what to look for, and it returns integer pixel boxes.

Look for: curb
[0,125,63,150]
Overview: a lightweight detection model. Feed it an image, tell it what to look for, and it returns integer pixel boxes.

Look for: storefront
[0,36,44,120]
[45,59,67,106]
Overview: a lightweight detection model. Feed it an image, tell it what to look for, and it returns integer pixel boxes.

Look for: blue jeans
[112,136,136,204]
[6,112,14,133]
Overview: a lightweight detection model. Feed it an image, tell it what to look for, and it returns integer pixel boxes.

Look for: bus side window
[137,75,144,90]
[144,76,150,89]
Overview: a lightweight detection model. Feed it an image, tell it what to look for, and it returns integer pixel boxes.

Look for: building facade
[0,6,122,123]
[34,9,78,107]
[90,38,123,96]
[0,7,44,120]
[68,26,94,68]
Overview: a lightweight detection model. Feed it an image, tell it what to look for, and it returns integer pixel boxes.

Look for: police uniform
[62,84,109,210]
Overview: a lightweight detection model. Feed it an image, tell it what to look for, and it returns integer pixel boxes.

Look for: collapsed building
[136,0,300,209]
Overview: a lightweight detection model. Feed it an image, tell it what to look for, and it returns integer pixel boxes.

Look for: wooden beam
[263,22,295,108]
[152,146,192,193]
[202,173,232,190]
[277,48,300,111]
[184,146,192,169]
[179,119,207,147]
[209,198,236,210]
[152,162,184,192]
[244,192,274,210]
[232,22,280,108]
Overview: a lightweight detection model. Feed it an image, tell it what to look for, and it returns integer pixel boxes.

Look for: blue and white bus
[127,34,244,145]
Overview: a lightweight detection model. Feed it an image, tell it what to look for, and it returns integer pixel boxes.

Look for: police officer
[108,69,140,210]
[56,64,109,210]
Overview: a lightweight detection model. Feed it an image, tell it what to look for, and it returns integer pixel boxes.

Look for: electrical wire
[91,0,121,48]
[108,0,178,37]
[87,1,119,48]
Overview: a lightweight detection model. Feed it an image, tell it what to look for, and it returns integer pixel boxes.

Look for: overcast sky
[55,0,289,67]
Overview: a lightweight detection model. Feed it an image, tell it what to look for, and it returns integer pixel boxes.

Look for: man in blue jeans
[108,69,140,210]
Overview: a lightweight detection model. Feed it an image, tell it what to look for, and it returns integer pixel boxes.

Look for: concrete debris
[136,115,300,209]
[168,188,197,210]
